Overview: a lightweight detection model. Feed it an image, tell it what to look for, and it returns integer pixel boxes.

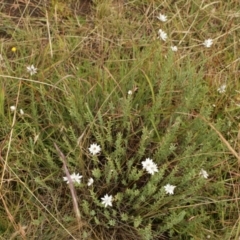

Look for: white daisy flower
[203,39,213,48]
[158,29,167,41]
[10,105,16,112]
[217,84,226,94]
[63,173,82,184]
[20,109,24,115]
[87,178,94,186]
[101,194,113,208]
[26,64,37,76]
[88,143,101,155]
[141,158,158,175]
[128,90,133,95]
[199,169,209,179]
[171,46,178,52]
[164,184,176,195]
[157,13,167,22]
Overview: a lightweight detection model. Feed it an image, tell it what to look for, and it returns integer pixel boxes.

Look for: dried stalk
[54,143,82,227]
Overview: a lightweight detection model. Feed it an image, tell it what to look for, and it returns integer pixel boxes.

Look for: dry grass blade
[0,194,26,240]
[198,115,240,165]
[177,111,240,165]
[54,143,83,229]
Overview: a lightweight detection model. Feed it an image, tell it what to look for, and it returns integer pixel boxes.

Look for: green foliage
[51,43,231,239]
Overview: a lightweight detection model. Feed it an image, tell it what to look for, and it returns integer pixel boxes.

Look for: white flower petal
[87,178,94,186]
[217,84,226,94]
[63,172,82,184]
[199,169,209,179]
[203,39,213,48]
[171,46,178,52]
[158,29,167,41]
[141,158,158,175]
[88,143,101,155]
[101,194,113,208]
[164,184,176,195]
[157,13,167,22]
[26,64,37,75]
[20,109,24,115]
[10,105,16,111]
